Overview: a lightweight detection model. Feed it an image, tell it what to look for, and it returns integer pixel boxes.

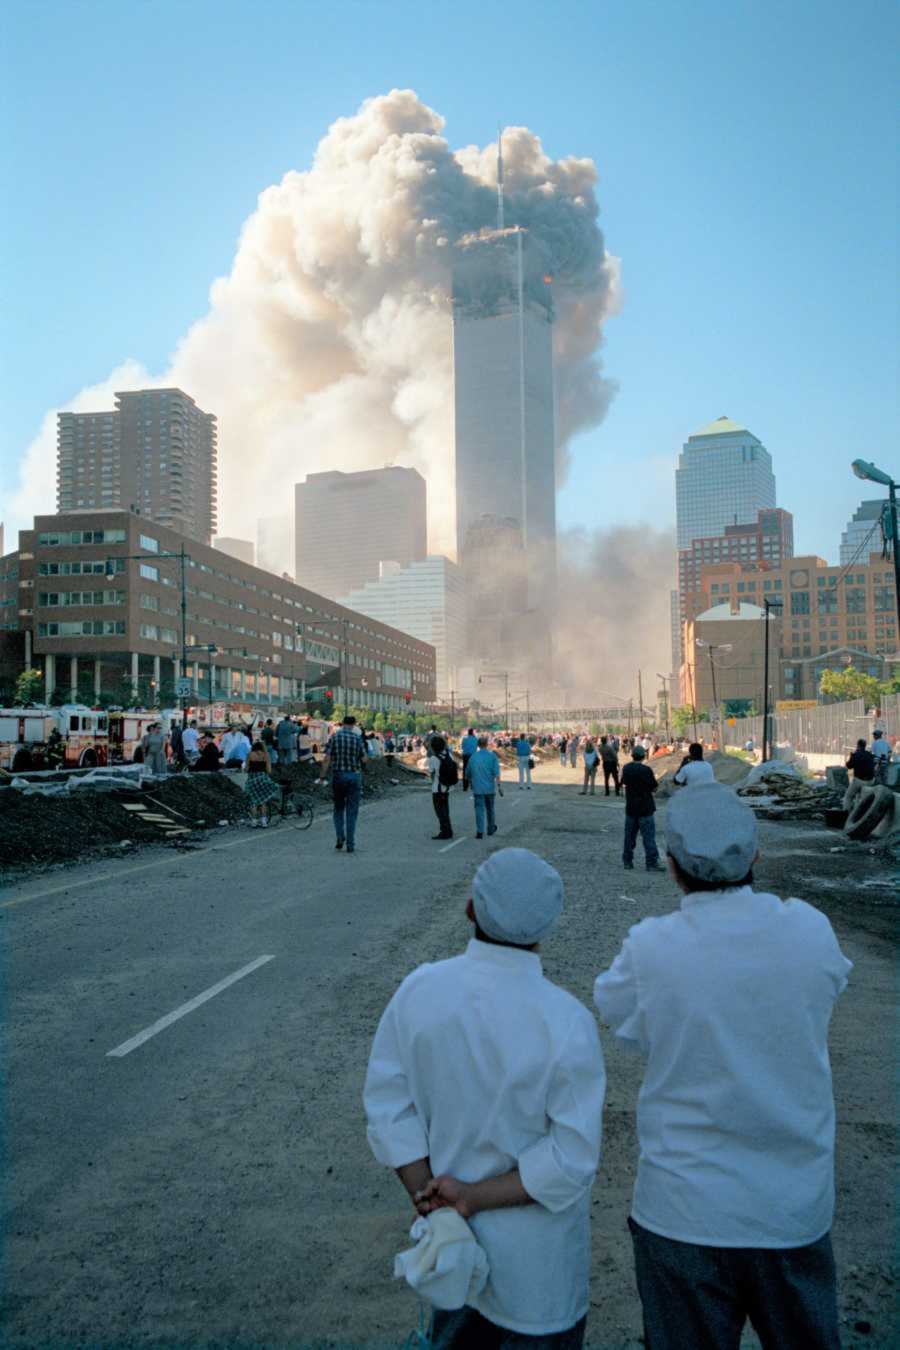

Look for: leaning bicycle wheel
[289,792,314,830]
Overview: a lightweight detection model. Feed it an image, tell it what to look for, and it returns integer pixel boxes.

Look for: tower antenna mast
[497,125,505,230]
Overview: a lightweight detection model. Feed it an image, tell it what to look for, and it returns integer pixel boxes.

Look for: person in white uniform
[364,848,606,1348]
[672,741,715,787]
[594,782,851,1350]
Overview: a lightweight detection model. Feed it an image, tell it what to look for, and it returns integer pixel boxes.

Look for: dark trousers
[462,753,472,790]
[603,762,620,794]
[629,1219,840,1350]
[623,812,659,866]
[432,790,452,837]
[332,770,361,848]
[431,1306,586,1349]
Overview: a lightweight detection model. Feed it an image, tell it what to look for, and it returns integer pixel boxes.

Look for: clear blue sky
[1,0,897,560]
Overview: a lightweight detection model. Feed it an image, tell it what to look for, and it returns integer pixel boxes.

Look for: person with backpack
[427,734,458,840]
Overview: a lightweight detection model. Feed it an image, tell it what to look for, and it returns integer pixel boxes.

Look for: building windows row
[38,620,127,637]
[38,529,126,546]
[139,624,178,643]
[37,559,125,577]
[38,590,125,607]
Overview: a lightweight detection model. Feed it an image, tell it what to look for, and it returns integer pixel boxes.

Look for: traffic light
[404,692,412,704]
[324,689,333,703]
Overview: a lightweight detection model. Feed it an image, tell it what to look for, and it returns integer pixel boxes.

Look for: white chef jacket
[594,888,851,1249]
[364,939,606,1334]
[673,759,715,786]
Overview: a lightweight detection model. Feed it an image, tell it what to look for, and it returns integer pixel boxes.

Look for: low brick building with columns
[0,510,436,712]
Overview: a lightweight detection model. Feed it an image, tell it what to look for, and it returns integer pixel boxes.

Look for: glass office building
[675,417,776,551]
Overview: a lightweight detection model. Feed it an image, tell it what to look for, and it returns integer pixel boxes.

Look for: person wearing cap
[364,848,606,1347]
[620,743,662,871]
[594,782,851,1350]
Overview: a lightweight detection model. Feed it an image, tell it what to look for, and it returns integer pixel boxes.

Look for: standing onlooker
[515,732,533,789]
[244,740,281,827]
[321,715,367,853]
[221,724,251,770]
[181,719,200,764]
[871,729,890,782]
[559,735,568,767]
[845,738,875,782]
[169,720,185,767]
[364,848,606,1349]
[600,736,620,797]
[568,734,579,769]
[142,722,167,775]
[580,740,599,795]
[426,734,457,840]
[383,731,396,767]
[595,783,851,1350]
[261,717,278,765]
[468,734,501,838]
[275,714,296,765]
[297,722,313,763]
[460,727,478,791]
[673,742,715,788]
[621,744,661,871]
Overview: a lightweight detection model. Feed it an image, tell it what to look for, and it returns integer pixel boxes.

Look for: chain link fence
[690,693,900,756]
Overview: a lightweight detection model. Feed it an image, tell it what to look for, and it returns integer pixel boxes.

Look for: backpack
[438,751,459,788]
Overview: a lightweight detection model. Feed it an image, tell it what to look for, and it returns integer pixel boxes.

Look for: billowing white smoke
[7,89,619,566]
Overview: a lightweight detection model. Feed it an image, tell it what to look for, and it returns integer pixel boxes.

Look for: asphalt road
[2,766,896,1348]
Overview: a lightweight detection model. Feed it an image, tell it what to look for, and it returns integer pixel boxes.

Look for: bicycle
[264,786,315,830]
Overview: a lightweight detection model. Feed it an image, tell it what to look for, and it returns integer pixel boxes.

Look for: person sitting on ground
[365,848,606,1348]
[673,741,715,788]
[845,738,875,782]
[595,783,851,1350]
[192,731,222,773]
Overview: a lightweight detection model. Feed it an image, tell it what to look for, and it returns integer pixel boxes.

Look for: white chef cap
[666,782,759,884]
[472,848,564,945]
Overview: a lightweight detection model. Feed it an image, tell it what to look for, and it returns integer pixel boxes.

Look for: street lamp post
[761,598,783,763]
[852,459,900,634]
[656,674,671,743]
[107,545,189,725]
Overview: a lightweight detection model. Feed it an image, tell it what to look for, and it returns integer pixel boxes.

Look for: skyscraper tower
[451,221,557,679]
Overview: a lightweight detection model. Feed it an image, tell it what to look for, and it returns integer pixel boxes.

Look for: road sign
[175,677,193,698]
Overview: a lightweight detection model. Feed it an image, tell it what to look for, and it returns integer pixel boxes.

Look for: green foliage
[819,667,883,707]
[670,705,696,735]
[373,712,387,733]
[589,721,602,737]
[14,668,44,705]
[49,685,68,707]
[880,673,900,695]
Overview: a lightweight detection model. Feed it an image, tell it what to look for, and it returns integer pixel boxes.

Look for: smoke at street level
[556,526,675,705]
[8,89,620,561]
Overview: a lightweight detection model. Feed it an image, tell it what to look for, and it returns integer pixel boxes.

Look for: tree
[373,712,387,734]
[14,669,44,705]
[819,667,883,708]
[880,672,900,696]
[671,705,698,735]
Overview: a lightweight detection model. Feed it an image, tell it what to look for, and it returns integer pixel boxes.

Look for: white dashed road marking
[106,955,275,1058]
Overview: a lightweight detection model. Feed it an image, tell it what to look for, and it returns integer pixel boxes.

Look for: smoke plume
[8,89,619,564]
[556,526,675,704]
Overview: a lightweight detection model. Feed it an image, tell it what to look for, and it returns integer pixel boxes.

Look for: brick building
[0,511,436,712]
[680,551,898,703]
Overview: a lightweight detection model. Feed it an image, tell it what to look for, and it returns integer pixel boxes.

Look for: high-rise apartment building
[675,417,776,550]
[840,500,886,565]
[57,388,217,544]
[452,227,557,675]
[294,467,426,601]
[337,556,466,695]
[678,508,794,604]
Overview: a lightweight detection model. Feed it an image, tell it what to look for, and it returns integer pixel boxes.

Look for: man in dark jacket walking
[621,744,661,871]
[600,735,620,796]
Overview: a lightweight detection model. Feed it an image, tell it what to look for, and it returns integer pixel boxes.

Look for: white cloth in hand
[393,1209,489,1310]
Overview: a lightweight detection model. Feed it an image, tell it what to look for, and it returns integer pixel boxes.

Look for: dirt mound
[0,774,249,869]
[654,749,750,799]
[271,755,427,799]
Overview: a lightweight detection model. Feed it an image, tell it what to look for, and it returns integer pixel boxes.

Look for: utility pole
[627,699,634,738]
[637,670,645,732]
[525,689,530,736]
[505,672,509,732]
[762,597,783,763]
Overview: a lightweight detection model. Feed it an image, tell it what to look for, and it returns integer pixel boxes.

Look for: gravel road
[1,761,895,1348]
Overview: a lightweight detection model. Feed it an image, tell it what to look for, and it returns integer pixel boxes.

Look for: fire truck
[0,704,110,771]
[107,709,180,763]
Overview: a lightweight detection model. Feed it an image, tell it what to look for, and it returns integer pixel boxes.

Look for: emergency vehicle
[0,704,110,770]
[108,709,180,763]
